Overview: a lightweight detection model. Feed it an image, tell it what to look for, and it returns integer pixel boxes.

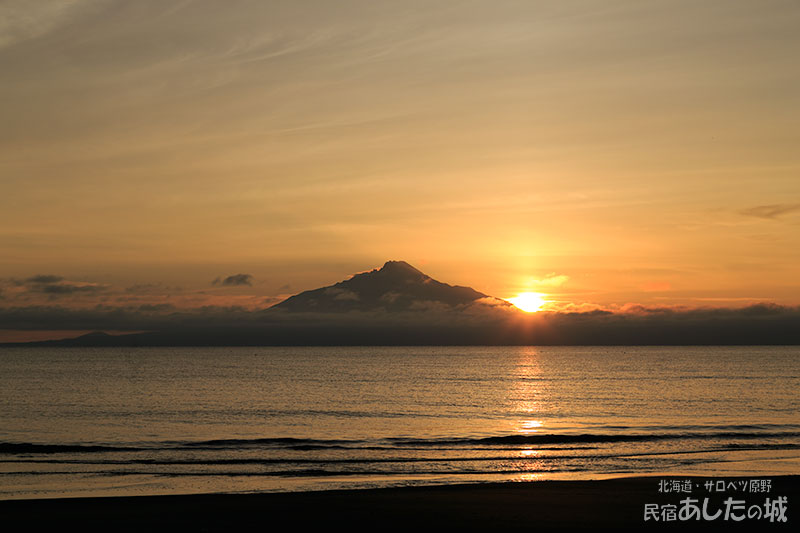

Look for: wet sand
[1,476,796,531]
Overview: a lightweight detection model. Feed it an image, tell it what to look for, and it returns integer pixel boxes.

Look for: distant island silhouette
[272,260,503,313]
[2,260,799,346]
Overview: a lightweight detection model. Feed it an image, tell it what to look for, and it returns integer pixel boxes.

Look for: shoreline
[2,475,796,531]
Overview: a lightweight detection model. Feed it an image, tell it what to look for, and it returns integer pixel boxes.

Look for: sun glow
[508,292,547,313]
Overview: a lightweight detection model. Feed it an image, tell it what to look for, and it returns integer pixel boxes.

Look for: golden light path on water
[510,348,547,477]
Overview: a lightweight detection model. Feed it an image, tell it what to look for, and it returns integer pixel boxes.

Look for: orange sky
[1,0,799,320]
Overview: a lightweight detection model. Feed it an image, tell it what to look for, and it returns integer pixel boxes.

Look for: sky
[1,0,799,340]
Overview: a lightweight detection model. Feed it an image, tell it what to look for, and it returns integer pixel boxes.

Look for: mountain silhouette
[271,260,496,312]
[4,259,800,345]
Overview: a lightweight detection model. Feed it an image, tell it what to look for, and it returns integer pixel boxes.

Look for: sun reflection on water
[508,348,552,474]
[519,419,543,433]
[511,347,546,434]
[516,472,544,482]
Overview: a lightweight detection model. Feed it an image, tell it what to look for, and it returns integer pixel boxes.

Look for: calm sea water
[1,346,798,499]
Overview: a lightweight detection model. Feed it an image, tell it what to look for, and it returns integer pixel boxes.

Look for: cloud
[136,303,176,313]
[739,204,800,220]
[26,274,66,284]
[125,283,182,294]
[0,0,99,50]
[472,296,513,308]
[380,292,400,304]
[408,300,452,312]
[324,288,359,301]
[125,283,158,293]
[212,274,253,286]
[14,274,108,297]
[0,304,259,333]
[261,296,285,306]
[37,283,106,295]
[531,273,569,288]
[1,302,798,346]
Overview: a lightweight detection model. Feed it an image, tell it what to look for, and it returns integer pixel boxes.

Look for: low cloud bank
[1,302,798,345]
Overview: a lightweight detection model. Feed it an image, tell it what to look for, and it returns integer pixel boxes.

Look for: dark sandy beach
[1,476,795,531]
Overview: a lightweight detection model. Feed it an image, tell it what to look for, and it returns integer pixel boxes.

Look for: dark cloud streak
[212,274,253,286]
[25,275,65,284]
[38,284,106,295]
[739,203,800,220]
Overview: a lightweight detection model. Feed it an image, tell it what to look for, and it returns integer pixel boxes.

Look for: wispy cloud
[739,203,800,220]
[0,0,99,50]
[531,273,569,288]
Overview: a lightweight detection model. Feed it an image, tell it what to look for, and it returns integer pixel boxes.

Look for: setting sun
[508,292,547,313]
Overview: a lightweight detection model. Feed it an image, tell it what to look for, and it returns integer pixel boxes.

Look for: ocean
[1,346,798,499]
